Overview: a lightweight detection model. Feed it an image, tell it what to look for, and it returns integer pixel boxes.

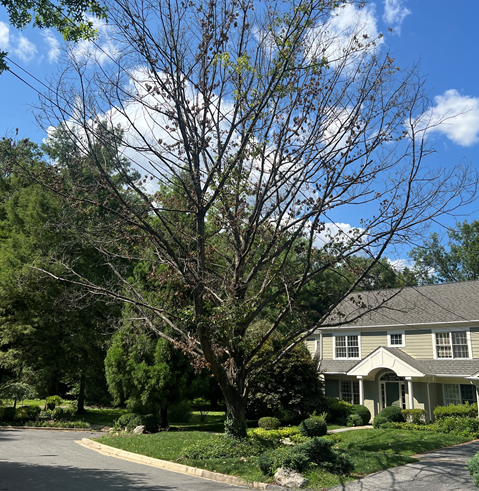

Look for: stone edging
[76,438,282,490]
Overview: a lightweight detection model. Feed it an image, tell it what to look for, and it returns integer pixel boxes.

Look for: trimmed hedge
[258,417,281,430]
[392,416,479,438]
[434,402,477,420]
[299,417,327,437]
[347,414,363,427]
[326,398,352,424]
[350,404,371,425]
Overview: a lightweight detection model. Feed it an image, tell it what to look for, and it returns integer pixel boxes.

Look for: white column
[476,384,479,418]
[358,376,364,406]
[406,377,414,409]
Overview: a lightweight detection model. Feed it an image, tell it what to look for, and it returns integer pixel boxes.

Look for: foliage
[433,402,478,420]
[180,435,274,460]
[299,417,328,437]
[376,406,404,424]
[326,398,353,424]
[258,417,281,430]
[249,427,300,443]
[113,413,158,432]
[0,382,36,407]
[45,395,63,408]
[392,417,479,439]
[373,416,390,429]
[224,413,248,439]
[247,341,325,421]
[258,437,353,476]
[468,452,479,488]
[350,405,371,425]
[410,220,479,284]
[168,400,192,423]
[347,414,363,427]
[401,409,427,424]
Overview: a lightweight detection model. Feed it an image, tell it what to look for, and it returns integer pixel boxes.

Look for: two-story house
[305,280,479,421]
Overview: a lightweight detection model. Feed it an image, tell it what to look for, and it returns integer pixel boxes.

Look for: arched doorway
[379,372,406,410]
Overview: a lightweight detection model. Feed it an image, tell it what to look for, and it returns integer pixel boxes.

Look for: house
[305,280,479,421]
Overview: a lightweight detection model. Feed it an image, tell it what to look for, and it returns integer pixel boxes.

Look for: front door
[385,382,400,406]
[379,372,406,410]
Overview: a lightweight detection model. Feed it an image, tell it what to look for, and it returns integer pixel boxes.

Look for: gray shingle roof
[320,347,479,377]
[326,280,479,327]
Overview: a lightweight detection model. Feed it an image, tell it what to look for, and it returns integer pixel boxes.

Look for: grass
[73,408,128,427]
[95,427,475,490]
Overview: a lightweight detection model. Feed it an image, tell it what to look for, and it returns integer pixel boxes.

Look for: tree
[25,0,477,435]
[410,220,479,284]
[0,137,121,410]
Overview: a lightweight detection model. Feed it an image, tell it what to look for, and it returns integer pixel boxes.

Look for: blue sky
[0,0,478,263]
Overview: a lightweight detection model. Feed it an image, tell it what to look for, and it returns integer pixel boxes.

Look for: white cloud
[12,34,37,63]
[42,30,61,63]
[414,89,479,147]
[308,3,383,68]
[0,21,9,50]
[383,0,411,33]
[71,17,120,65]
[314,222,365,250]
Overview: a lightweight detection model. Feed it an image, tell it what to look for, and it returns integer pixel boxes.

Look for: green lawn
[95,427,473,489]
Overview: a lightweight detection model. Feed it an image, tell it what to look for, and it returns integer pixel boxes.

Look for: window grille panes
[341,380,360,405]
[444,384,461,405]
[460,384,477,404]
[335,335,359,358]
[436,332,469,359]
[390,334,403,346]
[452,332,469,358]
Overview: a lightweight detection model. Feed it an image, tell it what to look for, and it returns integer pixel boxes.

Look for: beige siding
[323,334,334,359]
[402,329,434,358]
[470,327,479,359]
[361,331,387,358]
[305,338,316,357]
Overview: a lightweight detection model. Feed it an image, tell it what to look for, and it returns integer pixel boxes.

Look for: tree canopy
[410,220,479,284]
[19,0,478,434]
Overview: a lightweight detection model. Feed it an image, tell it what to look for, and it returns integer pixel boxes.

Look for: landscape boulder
[275,467,308,488]
[133,425,145,434]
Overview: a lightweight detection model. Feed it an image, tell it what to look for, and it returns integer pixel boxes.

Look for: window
[444,384,477,405]
[335,335,359,359]
[435,331,469,359]
[341,380,360,405]
[388,331,405,348]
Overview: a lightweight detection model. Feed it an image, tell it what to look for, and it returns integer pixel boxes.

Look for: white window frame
[432,329,472,360]
[388,330,406,348]
[333,333,361,360]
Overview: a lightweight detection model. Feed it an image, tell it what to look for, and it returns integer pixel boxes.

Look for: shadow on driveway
[0,460,177,491]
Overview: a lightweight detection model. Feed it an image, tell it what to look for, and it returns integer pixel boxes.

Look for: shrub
[350,405,371,425]
[258,446,311,475]
[168,400,191,423]
[0,407,16,421]
[143,414,161,433]
[401,409,427,424]
[346,414,363,427]
[434,402,477,420]
[378,405,404,423]
[258,417,281,430]
[45,395,63,410]
[433,416,479,438]
[181,435,274,460]
[51,407,65,421]
[373,415,389,429]
[14,406,31,421]
[249,427,299,443]
[326,398,352,424]
[115,413,145,431]
[300,437,354,475]
[299,417,327,437]
[468,452,479,487]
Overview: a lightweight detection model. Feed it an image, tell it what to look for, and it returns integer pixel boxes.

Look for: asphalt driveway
[0,428,247,491]
[328,439,479,491]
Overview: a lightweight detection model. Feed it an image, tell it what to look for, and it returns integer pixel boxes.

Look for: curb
[76,438,282,490]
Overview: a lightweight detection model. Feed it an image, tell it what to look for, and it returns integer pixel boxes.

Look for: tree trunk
[76,373,86,414]
[160,405,168,428]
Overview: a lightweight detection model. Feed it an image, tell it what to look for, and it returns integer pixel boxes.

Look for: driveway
[0,428,247,491]
[328,439,479,491]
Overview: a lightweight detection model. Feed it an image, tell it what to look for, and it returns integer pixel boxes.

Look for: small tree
[0,382,36,409]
